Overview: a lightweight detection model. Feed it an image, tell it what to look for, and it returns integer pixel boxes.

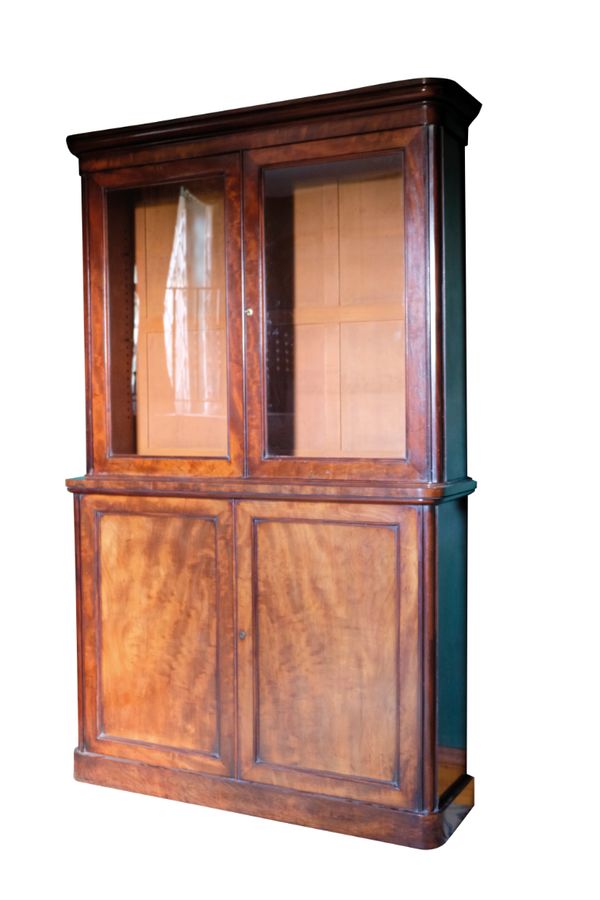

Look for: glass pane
[106,178,228,457]
[263,154,406,459]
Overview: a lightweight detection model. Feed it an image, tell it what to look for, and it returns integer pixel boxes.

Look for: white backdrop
[1,2,597,897]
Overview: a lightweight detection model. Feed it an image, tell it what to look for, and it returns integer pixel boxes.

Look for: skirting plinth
[74,750,474,850]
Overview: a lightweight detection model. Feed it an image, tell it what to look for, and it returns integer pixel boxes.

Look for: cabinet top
[66,77,481,161]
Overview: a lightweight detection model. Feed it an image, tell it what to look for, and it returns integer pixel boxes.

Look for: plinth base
[74,750,474,849]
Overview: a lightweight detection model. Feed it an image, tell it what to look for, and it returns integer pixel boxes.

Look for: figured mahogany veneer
[67,78,480,849]
[236,501,419,807]
[78,495,235,775]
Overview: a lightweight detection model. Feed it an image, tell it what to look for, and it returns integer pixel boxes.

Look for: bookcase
[66,77,481,848]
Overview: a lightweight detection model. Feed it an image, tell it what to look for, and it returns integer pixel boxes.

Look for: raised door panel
[236,501,420,808]
[78,495,234,775]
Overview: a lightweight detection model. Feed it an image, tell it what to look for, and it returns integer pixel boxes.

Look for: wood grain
[66,77,482,169]
[78,494,235,775]
[236,500,420,807]
[98,513,219,752]
[438,746,467,799]
[67,77,481,848]
[66,474,478,503]
[75,751,475,850]
[254,520,399,780]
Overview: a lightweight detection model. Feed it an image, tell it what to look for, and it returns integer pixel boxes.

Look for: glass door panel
[106,177,228,458]
[263,154,406,459]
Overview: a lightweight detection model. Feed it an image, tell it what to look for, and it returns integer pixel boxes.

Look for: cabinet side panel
[436,498,467,799]
[442,132,467,481]
[73,494,85,750]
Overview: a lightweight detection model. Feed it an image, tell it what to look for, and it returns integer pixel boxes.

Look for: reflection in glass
[107,178,227,457]
[263,154,406,459]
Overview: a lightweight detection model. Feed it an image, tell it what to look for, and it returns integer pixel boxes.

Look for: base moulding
[74,750,474,850]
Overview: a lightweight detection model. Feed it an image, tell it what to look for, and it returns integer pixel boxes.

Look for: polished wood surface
[99,514,219,750]
[438,746,468,799]
[105,190,136,453]
[440,130,468,481]
[254,518,398,780]
[67,77,482,168]
[78,494,235,775]
[67,77,480,848]
[76,95,471,487]
[67,473,477,503]
[75,751,474,850]
[237,501,419,807]
[87,154,244,477]
[244,127,428,480]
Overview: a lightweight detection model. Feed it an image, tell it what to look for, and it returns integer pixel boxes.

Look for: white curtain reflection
[163,187,214,413]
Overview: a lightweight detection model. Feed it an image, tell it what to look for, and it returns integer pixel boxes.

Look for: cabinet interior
[107,178,228,458]
[264,154,406,459]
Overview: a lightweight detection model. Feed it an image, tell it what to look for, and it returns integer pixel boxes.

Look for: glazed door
[236,501,421,808]
[78,494,235,775]
[244,129,429,481]
[86,153,244,477]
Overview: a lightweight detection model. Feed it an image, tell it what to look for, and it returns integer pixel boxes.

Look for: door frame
[85,152,244,477]
[243,127,429,481]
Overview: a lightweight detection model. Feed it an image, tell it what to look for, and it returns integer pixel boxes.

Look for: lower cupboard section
[75,493,471,844]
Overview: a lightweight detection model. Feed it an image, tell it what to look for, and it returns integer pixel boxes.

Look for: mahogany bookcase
[66,78,481,849]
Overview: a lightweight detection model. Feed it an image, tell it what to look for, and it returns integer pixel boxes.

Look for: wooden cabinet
[67,78,481,849]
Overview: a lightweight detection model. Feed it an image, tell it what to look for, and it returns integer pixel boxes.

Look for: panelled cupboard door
[86,153,244,477]
[244,128,429,481]
[78,495,235,775]
[236,501,421,808]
